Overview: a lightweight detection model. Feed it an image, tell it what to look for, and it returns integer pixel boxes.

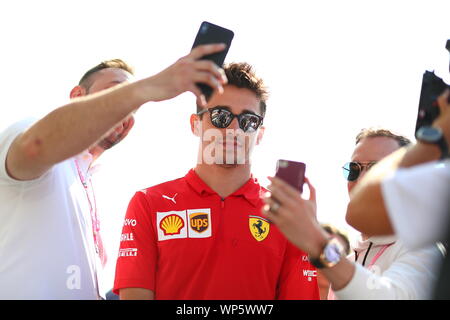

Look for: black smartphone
[415,39,450,134]
[192,21,234,100]
[415,70,450,134]
[275,160,306,193]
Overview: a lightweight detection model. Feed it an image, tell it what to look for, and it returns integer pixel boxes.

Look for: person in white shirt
[380,160,450,249]
[262,128,442,299]
[0,44,228,299]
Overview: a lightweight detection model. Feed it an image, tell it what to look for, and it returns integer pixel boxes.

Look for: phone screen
[275,160,306,193]
[192,21,234,100]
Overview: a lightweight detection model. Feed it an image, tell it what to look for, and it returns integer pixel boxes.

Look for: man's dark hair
[197,62,269,117]
[78,59,134,91]
[355,128,412,147]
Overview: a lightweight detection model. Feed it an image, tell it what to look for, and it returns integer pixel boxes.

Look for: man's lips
[221,141,242,148]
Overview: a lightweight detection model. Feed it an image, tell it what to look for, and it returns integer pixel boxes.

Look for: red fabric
[113,169,319,300]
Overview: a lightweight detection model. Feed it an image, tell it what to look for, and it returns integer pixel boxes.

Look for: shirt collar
[74,151,98,178]
[184,169,262,207]
[352,234,397,252]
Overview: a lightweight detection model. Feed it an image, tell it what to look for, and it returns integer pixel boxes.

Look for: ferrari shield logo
[249,215,270,241]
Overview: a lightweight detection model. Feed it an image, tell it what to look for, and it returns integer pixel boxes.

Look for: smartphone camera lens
[278,160,289,168]
[200,24,209,34]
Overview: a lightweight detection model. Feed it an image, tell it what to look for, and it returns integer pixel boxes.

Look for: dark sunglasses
[197,106,264,133]
[342,161,377,182]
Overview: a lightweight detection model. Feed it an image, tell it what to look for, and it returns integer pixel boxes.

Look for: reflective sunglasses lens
[211,109,233,128]
[343,162,360,181]
[239,114,261,132]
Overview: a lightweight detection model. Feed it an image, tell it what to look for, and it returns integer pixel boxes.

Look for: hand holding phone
[192,21,234,101]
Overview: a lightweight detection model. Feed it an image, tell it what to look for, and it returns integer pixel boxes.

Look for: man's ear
[70,85,87,99]
[190,114,202,137]
[256,125,265,145]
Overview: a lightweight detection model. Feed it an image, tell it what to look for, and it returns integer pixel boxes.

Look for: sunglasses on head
[342,161,377,182]
[197,106,264,133]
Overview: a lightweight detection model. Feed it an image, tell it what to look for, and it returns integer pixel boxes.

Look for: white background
[1,0,449,294]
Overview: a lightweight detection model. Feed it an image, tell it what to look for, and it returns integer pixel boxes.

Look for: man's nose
[227,117,240,130]
[358,167,370,181]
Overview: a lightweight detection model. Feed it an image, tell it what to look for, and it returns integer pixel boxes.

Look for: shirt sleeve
[276,241,320,300]
[334,245,442,300]
[113,191,158,295]
[381,161,450,249]
[0,118,36,184]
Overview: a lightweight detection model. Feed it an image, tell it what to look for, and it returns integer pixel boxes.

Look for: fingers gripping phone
[275,160,306,193]
[192,21,234,101]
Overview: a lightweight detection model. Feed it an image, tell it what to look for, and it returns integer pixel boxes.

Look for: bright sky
[1,0,449,294]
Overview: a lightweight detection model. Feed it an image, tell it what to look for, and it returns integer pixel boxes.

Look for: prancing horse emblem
[249,216,270,241]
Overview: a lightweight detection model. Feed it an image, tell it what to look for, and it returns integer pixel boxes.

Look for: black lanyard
[354,242,373,267]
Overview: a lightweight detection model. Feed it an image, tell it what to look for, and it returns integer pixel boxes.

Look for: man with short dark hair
[0,44,227,299]
[78,59,135,91]
[113,62,320,300]
[354,127,412,147]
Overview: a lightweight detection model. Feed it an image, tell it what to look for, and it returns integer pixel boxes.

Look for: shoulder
[0,118,44,184]
[138,176,187,197]
[0,118,37,145]
[129,176,190,207]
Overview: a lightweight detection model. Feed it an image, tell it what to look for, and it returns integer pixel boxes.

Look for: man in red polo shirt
[113,62,319,300]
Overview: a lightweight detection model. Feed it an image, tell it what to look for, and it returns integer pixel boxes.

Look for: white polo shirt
[0,118,101,299]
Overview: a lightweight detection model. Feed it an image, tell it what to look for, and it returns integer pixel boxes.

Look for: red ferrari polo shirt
[113,169,319,300]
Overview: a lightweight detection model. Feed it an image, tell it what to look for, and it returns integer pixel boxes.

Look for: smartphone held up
[192,21,234,101]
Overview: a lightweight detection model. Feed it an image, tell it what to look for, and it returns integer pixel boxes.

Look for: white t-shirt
[381,160,450,249]
[0,119,101,299]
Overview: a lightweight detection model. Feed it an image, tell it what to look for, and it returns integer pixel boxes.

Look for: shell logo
[160,214,185,236]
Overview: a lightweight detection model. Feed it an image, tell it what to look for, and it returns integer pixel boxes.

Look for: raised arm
[5,44,227,181]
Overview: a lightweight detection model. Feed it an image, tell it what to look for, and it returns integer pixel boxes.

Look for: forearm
[6,44,228,181]
[399,129,449,169]
[8,80,147,179]
[333,263,400,300]
[320,258,356,292]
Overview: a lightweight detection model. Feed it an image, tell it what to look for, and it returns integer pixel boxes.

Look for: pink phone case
[275,160,306,193]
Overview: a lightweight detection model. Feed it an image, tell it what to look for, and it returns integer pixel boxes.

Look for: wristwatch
[415,126,449,160]
[309,237,345,269]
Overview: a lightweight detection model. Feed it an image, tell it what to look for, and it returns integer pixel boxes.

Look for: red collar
[184,169,262,207]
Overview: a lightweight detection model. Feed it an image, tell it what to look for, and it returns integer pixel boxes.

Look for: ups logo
[189,212,209,233]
